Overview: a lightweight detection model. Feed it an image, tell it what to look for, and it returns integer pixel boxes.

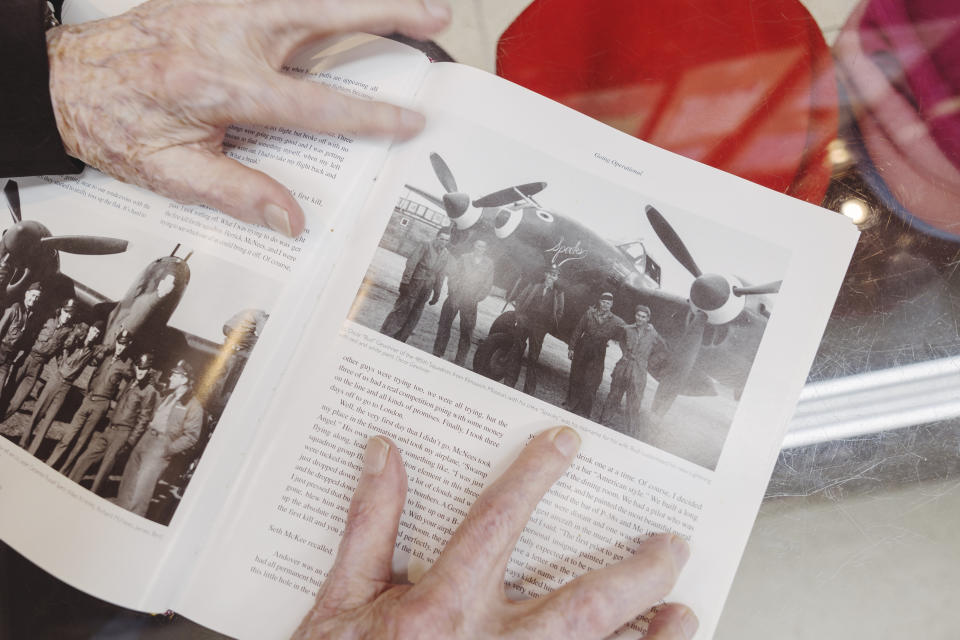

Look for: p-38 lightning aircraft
[404,153,781,419]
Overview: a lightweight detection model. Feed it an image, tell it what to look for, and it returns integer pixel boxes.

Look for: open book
[0,20,858,640]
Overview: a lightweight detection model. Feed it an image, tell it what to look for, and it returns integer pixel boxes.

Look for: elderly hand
[293,427,697,639]
[46,0,451,237]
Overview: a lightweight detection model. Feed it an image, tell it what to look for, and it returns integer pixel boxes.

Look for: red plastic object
[497,0,838,204]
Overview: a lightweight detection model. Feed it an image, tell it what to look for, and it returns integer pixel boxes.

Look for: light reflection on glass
[840,198,870,225]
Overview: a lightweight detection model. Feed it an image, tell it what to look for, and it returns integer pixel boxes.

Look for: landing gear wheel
[472,332,517,381]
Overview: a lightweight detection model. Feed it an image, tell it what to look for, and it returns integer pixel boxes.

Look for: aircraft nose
[442,192,470,220]
[2,225,40,258]
[690,274,730,311]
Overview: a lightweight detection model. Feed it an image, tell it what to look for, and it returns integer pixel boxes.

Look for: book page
[177,63,858,639]
[0,33,429,612]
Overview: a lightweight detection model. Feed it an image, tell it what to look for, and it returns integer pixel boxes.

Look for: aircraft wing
[71,279,112,309]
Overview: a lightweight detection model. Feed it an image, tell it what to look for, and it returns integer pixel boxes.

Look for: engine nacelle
[690,273,745,325]
[494,206,523,238]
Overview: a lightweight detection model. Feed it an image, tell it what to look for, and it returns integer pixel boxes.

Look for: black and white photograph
[0,179,276,525]
[348,135,790,470]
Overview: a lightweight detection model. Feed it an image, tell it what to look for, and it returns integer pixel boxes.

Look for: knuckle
[343,492,380,536]
[312,579,352,615]
[462,492,521,546]
[638,546,681,596]
[568,587,614,633]
[378,592,463,639]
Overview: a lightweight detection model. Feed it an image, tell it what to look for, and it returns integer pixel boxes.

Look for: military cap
[635,304,651,315]
[135,353,154,369]
[26,281,43,293]
[116,328,133,344]
[171,359,194,380]
[599,292,614,301]
[61,298,79,312]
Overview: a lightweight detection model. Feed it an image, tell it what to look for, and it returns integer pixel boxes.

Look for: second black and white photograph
[0,179,277,525]
[348,125,790,470]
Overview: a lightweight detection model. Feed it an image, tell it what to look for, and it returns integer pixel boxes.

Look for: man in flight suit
[433,239,495,366]
[116,359,204,517]
[50,328,135,471]
[22,320,103,455]
[564,292,623,419]
[600,305,667,437]
[3,297,80,420]
[69,353,158,495]
[0,282,44,390]
[504,267,565,395]
[380,227,451,343]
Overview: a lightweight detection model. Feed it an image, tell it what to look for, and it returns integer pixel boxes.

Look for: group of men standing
[381,228,496,367]
[378,231,667,439]
[508,270,667,437]
[0,282,204,518]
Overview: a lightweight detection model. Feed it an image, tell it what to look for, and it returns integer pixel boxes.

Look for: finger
[142,146,306,237]
[312,437,408,616]
[424,427,581,594]
[261,0,451,48]
[235,76,425,140]
[517,534,690,639]
[645,603,699,640]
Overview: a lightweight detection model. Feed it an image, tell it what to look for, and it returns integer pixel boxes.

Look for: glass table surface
[3,1,958,638]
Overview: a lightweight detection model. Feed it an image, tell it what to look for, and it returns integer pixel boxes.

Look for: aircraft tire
[472,331,517,381]
[487,311,517,337]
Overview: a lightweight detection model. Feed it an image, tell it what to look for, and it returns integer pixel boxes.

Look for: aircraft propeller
[1,179,130,301]
[643,204,781,418]
[645,205,781,323]
[645,204,702,278]
[428,153,547,230]
[732,281,781,296]
[4,180,21,223]
[429,153,473,224]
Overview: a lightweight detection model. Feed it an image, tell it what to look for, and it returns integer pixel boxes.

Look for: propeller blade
[430,153,458,193]
[4,180,21,224]
[652,309,707,419]
[645,205,702,278]
[441,192,471,220]
[41,235,128,255]
[472,182,547,208]
[733,280,782,296]
[405,185,444,209]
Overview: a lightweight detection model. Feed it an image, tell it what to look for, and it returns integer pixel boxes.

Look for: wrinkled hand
[293,428,697,639]
[46,0,451,237]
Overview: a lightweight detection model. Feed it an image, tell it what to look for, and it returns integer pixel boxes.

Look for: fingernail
[422,0,451,20]
[399,108,426,134]
[264,204,293,237]
[680,608,700,638]
[363,436,390,475]
[669,535,690,568]
[551,426,580,458]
